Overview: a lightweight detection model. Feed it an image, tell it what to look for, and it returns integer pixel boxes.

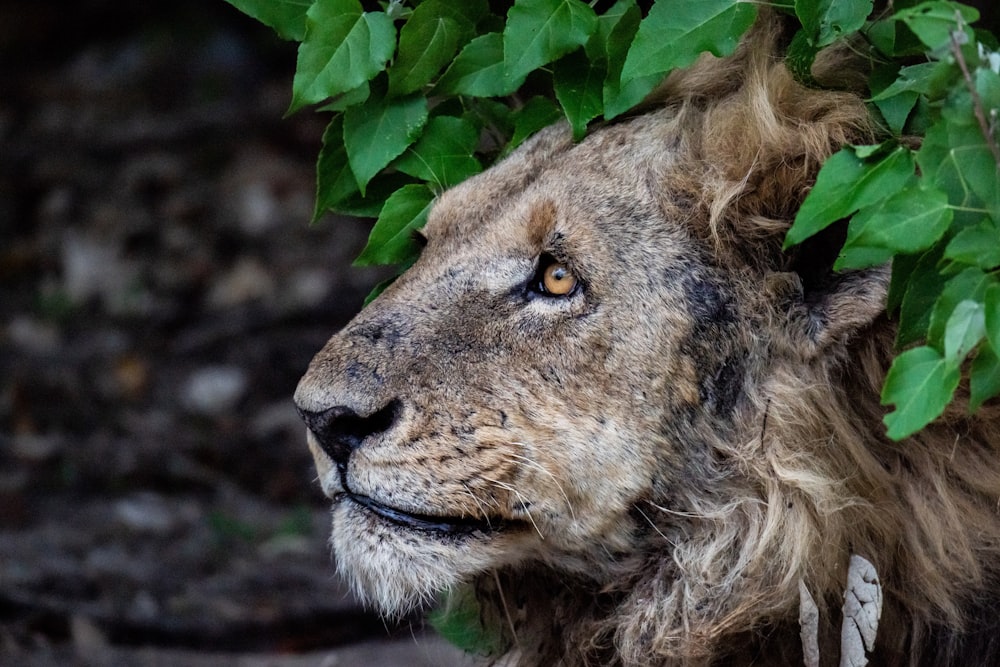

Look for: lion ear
[765,260,889,359]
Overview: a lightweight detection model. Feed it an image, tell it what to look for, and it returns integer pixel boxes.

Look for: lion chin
[294,12,1000,667]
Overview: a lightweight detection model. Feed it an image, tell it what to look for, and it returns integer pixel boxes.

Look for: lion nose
[297,399,400,467]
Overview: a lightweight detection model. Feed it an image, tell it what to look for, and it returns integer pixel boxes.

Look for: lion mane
[295,13,1000,666]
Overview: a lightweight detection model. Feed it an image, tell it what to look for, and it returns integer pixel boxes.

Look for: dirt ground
[0,2,469,665]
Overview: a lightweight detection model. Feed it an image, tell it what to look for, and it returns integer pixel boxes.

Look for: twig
[951,26,1000,169]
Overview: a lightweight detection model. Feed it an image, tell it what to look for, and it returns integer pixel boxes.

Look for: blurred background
[0,1,466,664]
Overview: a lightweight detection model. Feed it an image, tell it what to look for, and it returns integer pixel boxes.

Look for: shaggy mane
[466,13,1000,667]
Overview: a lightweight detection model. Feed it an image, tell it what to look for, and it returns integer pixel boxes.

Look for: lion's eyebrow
[526,200,557,248]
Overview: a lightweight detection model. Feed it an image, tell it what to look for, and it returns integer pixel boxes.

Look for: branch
[951,28,1000,169]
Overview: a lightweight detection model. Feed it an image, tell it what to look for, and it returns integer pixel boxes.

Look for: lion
[293,13,1000,667]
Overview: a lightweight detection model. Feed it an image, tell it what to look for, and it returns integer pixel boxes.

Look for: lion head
[294,17,1000,666]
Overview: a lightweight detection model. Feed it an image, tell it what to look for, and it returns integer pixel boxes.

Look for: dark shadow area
[0,1,465,664]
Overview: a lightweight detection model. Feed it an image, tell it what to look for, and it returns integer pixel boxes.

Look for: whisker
[461,482,494,522]
[483,476,545,540]
[634,504,676,546]
[494,570,520,652]
[506,446,578,522]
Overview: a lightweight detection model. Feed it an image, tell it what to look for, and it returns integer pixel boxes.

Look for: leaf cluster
[784,1,1000,439]
[224,0,762,278]
[224,0,1000,439]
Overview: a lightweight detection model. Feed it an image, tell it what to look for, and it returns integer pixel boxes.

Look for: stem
[951,28,1000,169]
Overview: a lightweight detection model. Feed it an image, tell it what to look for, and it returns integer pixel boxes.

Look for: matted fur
[295,13,1000,666]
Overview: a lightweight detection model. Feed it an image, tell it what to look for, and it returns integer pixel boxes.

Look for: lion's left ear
[766,263,889,359]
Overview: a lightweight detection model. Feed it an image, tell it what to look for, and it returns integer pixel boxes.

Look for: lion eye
[539,260,578,297]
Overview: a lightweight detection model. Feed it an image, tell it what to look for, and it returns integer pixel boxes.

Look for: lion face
[294,113,752,615]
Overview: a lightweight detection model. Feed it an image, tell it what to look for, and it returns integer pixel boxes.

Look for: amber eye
[540,261,578,296]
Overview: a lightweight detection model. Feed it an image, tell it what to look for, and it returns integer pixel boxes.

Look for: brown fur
[294,14,1000,666]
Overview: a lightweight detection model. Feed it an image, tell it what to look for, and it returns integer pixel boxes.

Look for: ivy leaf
[943,109,1000,218]
[927,268,992,349]
[394,116,483,189]
[945,219,1000,270]
[894,1,979,51]
[354,184,435,266]
[897,243,947,348]
[223,0,310,41]
[868,61,954,135]
[986,284,1000,357]
[429,587,505,656]
[621,0,757,82]
[388,0,486,96]
[290,0,396,113]
[554,49,605,140]
[944,299,986,362]
[835,184,952,270]
[795,0,872,48]
[333,172,418,219]
[597,0,660,120]
[314,116,357,222]
[887,251,920,314]
[317,81,371,113]
[786,29,822,86]
[503,0,598,82]
[510,96,563,150]
[343,92,428,195]
[390,16,462,96]
[870,61,955,102]
[784,145,915,248]
[971,340,1000,412]
[437,33,524,97]
[881,345,961,440]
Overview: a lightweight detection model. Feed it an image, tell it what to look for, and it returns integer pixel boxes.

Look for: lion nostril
[297,399,401,466]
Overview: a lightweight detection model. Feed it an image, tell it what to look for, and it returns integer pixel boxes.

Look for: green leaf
[596,0,660,120]
[333,172,418,218]
[835,184,952,270]
[314,116,358,222]
[881,345,960,439]
[870,61,955,102]
[388,0,487,96]
[355,184,435,266]
[795,0,872,48]
[290,0,396,113]
[621,0,757,82]
[437,33,524,97]
[918,111,1000,216]
[971,340,1000,411]
[390,16,463,96]
[887,251,921,314]
[977,67,1000,113]
[510,96,563,150]
[223,0,310,41]
[317,81,371,112]
[343,92,428,195]
[429,587,505,656]
[785,145,915,248]
[985,284,1000,355]
[944,299,986,361]
[927,267,992,347]
[894,1,979,51]
[503,0,598,82]
[897,243,947,347]
[786,28,821,86]
[945,219,1000,270]
[394,116,483,189]
[554,49,605,140]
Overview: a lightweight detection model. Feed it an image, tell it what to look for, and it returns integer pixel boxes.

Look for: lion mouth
[339,491,506,536]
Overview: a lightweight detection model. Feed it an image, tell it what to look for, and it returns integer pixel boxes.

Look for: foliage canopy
[225,0,1000,440]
